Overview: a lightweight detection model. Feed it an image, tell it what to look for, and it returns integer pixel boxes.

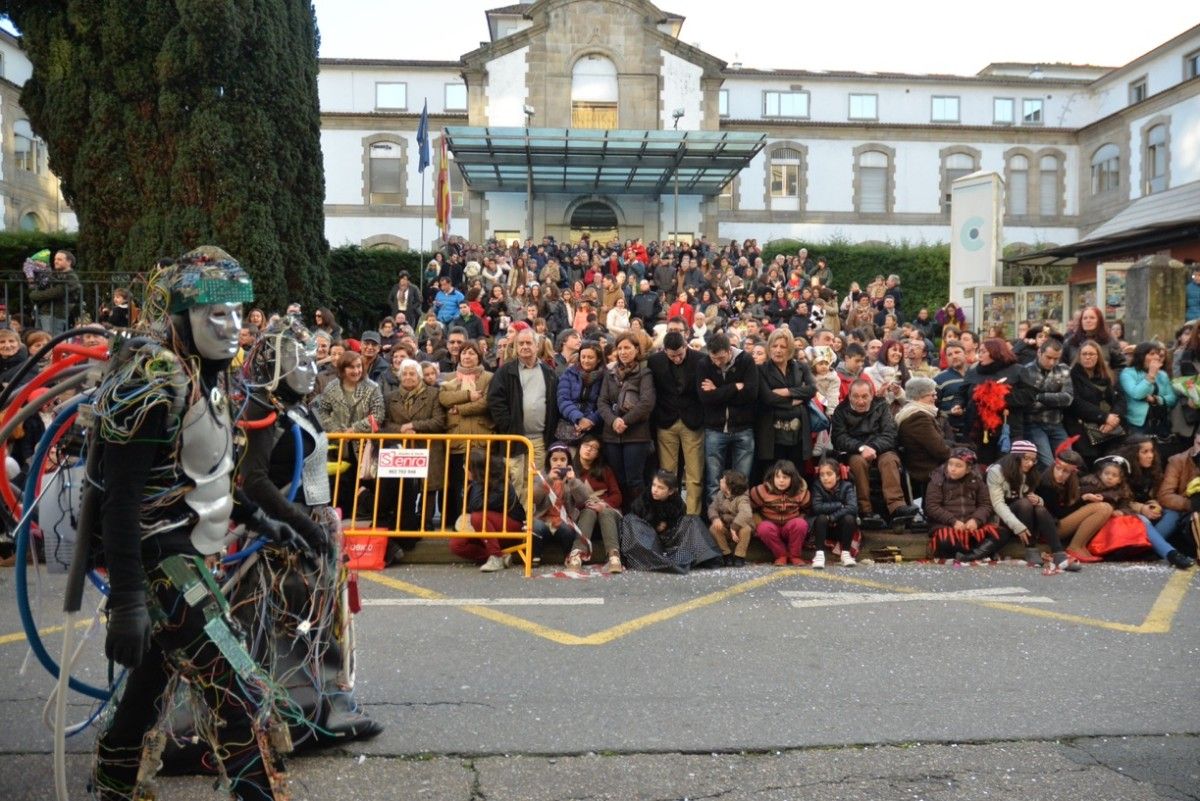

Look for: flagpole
[420,169,426,296]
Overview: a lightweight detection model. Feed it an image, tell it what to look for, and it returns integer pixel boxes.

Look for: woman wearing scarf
[895,376,953,501]
[439,340,495,522]
[598,332,657,510]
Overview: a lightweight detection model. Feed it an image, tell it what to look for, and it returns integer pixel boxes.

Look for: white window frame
[1038,155,1060,217]
[368,141,405,202]
[718,89,729,118]
[1021,98,1043,125]
[763,90,809,119]
[856,149,890,214]
[1007,155,1029,216]
[375,82,408,111]
[1144,124,1168,195]
[1090,144,1120,195]
[444,83,467,111]
[848,93,877,121]
[1186,48,1200,81]
[931,95,960,123]
[1128,76,1148,105]
[993,97,1015,125]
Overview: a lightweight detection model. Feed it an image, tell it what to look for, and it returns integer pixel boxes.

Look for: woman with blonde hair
[755,327,816,478]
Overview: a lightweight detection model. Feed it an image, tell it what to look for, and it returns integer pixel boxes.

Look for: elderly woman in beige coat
[439,339,495,521]
[378,359,448,563]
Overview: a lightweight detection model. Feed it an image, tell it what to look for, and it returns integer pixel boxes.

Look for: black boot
[1167,549,1196,570]
[956,537,1000,563]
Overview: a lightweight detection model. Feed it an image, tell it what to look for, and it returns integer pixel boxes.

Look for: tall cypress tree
[6,0,331,310]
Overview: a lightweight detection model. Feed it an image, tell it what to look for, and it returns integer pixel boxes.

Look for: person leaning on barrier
[314,350,385,517]
[379,359,447,563]
[439,338,495,524]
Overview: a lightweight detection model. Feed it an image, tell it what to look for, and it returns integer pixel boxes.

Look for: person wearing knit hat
[968,442,1082,573]
[923,446,999,559]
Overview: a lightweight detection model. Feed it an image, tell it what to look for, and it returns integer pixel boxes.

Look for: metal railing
[1,276,146,326]
[328,432,536,576]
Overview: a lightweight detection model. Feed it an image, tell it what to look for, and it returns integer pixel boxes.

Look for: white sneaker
[840,550,857,567]
[811,550,826,570]
[566,549,584,569]
[606,554,624,573]
[480,554,507,572]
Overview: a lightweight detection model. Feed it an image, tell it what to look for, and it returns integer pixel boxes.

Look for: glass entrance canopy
[443,127,766,195]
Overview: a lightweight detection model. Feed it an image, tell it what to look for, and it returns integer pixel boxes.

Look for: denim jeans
[1155,509,1186,545]
[704,427,755,506]
[1026,421,1069,471]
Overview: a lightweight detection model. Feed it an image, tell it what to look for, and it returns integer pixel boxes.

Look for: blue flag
[416,100,431,173]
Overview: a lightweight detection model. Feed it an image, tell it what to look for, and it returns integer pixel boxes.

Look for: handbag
[555,417,583,445]
[1082,420,1125,446]
[357,415,379,481]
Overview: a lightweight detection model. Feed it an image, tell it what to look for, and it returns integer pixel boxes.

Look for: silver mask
[188,303,243,360]
[281,338,318,396]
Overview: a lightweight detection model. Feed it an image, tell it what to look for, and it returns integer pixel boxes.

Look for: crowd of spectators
[6,237,1200,575]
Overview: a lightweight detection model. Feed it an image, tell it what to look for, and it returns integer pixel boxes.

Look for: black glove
[298,517,331,556]
[248,510,317,562]
[105,591,152,669]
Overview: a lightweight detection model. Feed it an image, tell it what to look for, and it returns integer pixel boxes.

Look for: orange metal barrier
[327,432,536,577]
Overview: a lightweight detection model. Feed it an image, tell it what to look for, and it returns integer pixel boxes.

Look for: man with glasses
[648,331,705,514]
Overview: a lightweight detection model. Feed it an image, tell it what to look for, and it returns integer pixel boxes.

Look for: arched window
[19,211,42,231]
[571,55,618,129]
[1091,144,1120,194]
[13,119,36,173]
[1144,124,1167,194]
[367,140,404,204]
[1038,154,1060,216]
[940,150,979,214]
[770,147,801,198]
[1007,154,1029,216]
[856,149,891,214]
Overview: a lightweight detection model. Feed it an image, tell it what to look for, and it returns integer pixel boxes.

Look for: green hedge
[0,231,80,271]
[325,246,426,332]
[761,239,952,320]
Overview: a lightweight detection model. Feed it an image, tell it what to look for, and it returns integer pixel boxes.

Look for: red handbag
[1088,515,1153,558]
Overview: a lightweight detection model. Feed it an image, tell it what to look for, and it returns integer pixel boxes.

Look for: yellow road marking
[0,618,92,647]
[4,568,1192,648]
[359,565,1196,645]
[358,569,802,646]
[791,567,1196,635]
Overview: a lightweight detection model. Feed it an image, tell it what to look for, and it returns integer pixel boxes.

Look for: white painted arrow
[779,586,1054,609]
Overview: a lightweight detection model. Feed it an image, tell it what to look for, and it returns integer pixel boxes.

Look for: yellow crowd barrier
[328,432,536,576]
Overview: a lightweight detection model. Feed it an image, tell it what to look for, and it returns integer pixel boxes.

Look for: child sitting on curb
[708,469,753,567]
[749,459,811,566]
[809,459,860,568]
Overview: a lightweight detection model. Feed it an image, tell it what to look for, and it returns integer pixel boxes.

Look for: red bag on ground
[1088,515,1153,559]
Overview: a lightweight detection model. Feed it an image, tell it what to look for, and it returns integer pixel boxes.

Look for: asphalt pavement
[1,560,1197,799]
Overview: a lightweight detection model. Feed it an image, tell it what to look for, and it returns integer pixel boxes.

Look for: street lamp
[672,108,684,245]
